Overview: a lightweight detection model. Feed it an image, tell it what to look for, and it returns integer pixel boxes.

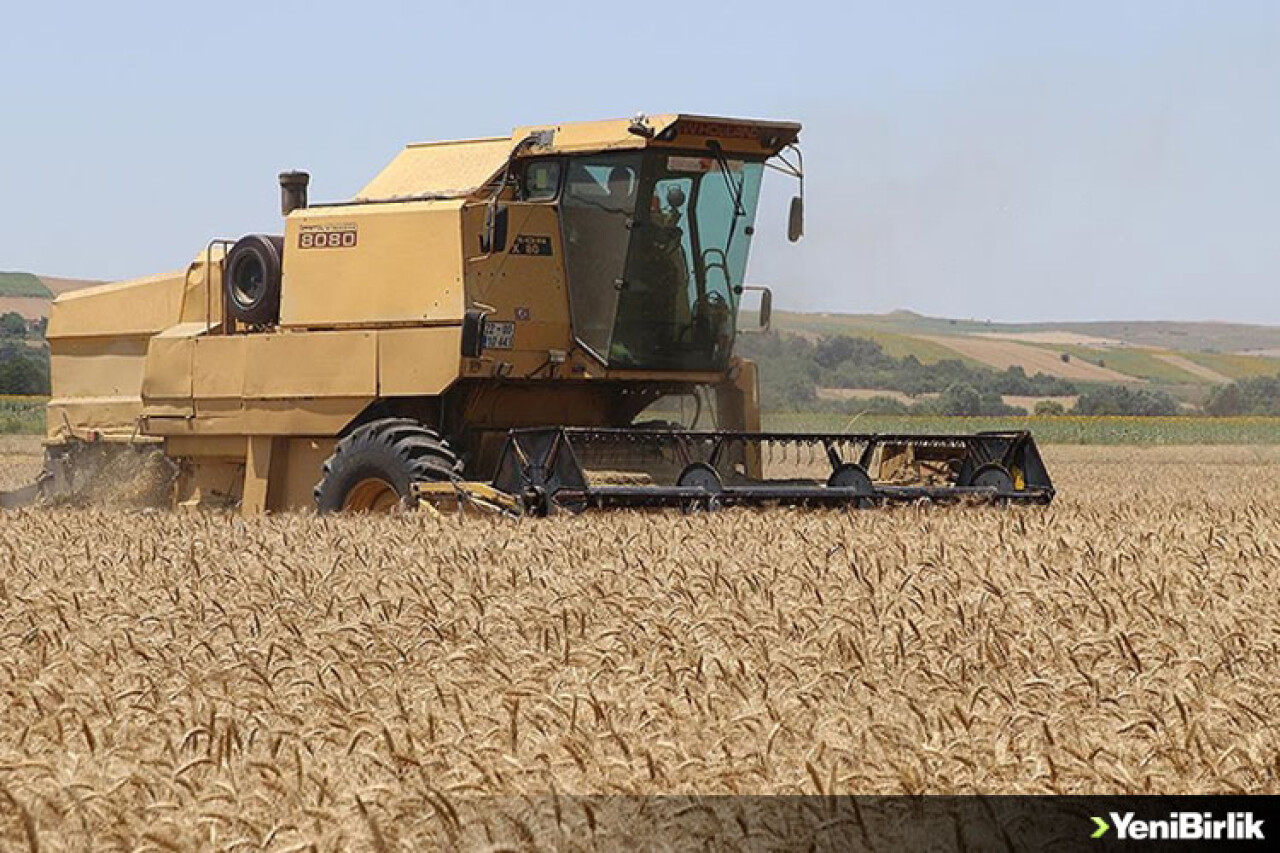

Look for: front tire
[314,418,460,513]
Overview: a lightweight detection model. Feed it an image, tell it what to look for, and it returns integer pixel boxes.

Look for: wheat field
[0,438,1277,849]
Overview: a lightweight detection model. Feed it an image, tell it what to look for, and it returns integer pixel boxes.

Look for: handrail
[201,239,238,335]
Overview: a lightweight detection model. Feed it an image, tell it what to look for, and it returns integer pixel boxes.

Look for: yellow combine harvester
[4,113,1053,514]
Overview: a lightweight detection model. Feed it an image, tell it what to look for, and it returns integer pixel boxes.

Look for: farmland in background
[0,272,52,299]
[775,309,1280,355]
[0,396,45,435]
[774,310,1280,393]
[764,413,1280,445]
[0,442,1276,848]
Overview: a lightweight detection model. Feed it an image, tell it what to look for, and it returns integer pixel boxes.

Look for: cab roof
[356,113,801,203]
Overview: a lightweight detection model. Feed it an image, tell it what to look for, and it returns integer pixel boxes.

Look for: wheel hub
[342,477,402,512]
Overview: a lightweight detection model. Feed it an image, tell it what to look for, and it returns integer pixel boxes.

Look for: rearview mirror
[787,196,804,242]
[481,204,509,253]
[737,285,773,333]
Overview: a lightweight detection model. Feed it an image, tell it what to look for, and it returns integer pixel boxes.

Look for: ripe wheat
[0,442,1276,849]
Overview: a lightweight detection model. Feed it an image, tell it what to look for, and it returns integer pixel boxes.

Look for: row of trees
[1069,386,1181,416]
[0,311,44,338]
[0,349,48,395]
[0,312,50,394]
[736,332,1079,414]
[1203,377,1280,416]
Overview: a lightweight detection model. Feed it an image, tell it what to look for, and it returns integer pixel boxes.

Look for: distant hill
[778,310,1280,353]
[0,273,104,320]
[0,272,52,299]
[38,275,107,296]
[774,310,1280,394]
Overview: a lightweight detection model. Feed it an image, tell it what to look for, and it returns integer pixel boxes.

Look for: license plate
[483,321,515,350]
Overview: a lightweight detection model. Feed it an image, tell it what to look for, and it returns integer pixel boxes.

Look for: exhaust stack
[279,171,310,216]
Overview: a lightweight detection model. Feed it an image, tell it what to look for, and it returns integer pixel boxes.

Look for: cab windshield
[560,151,765,371]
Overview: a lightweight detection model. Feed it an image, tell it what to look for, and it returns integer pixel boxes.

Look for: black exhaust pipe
[279,171,310,216]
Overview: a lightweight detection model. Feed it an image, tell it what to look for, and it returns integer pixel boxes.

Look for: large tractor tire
[314,418,461,513]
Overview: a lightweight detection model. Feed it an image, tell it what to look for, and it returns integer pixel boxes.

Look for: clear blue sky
[2,1,1278,322]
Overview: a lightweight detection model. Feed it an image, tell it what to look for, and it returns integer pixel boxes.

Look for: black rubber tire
[677,461,723,493]
[676,462,723,512]
[225,234,285,326]
[827,462,875,509]
[965,462,1015,493]
[314,418,461,513]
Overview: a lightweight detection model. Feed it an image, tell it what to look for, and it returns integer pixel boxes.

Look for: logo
[298,224,357,249]
[675,119,759,140]
[1093,812,1265,841]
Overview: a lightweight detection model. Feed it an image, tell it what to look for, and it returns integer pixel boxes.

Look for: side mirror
[787,196,804,242]
[481,204,509,253]
[738,285,773,333]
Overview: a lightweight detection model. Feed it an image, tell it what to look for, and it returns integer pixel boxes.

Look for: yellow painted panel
[242,436,277,515]
[378,326,463,396]
[357,137,510,201]
[280,201,466,327]
[242,331,377,398]
[193,336,248,399]
[179,247,226,326]
[141,336,194,402]
[463,203,573,359]
[197,399,371,435]
[47,271,185,339]
[154,322,209,339]
[278,438,335,511]
[140,402,192,418]
[52,335,150,399]
[513,115,677,155]
[46,399,142,440]
[165,435,247,459]
[175,458,244,507]
[164,397,370,437]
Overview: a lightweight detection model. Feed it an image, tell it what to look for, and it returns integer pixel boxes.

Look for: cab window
[521,160,562,201]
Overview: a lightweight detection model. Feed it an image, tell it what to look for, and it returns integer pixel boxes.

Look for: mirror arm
[773,145,805,243]
[765,144,804,181]
[791,144,805,204]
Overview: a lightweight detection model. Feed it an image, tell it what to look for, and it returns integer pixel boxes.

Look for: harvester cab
[7,112,1053,514]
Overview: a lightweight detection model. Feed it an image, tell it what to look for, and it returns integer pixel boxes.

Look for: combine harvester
[2,113,1053,515]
